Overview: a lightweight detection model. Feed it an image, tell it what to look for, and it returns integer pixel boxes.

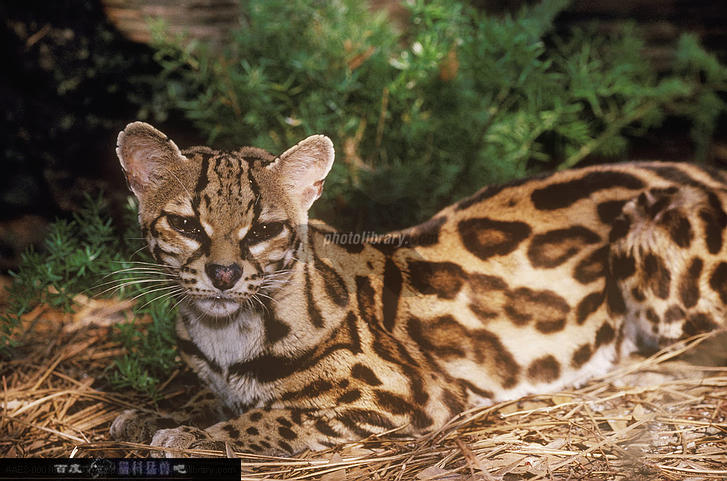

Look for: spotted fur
[110,122,727,456]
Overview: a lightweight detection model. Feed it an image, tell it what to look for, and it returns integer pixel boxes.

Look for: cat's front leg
[110,389,227,444]
[148,406,381,457]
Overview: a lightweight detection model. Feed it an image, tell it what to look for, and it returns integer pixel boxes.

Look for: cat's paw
[110,409,179,443]
[150,426,227,457]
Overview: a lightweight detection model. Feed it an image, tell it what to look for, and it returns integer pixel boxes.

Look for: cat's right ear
[116,122,185,198]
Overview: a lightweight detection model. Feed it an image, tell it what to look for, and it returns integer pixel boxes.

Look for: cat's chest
[181,308,274,410]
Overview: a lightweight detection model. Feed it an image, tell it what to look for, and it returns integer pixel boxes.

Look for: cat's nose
[205,263,242,291]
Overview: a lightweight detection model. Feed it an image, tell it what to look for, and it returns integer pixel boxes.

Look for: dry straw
[2,297,726,480]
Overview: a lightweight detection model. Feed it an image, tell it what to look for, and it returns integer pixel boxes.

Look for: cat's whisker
[170,294,190,312]
[91,271,177,291]
[99,272,177,284]
[249,294,269,314]
[137,287,186,310]
[109,259,168,267]
[128,284,181,305]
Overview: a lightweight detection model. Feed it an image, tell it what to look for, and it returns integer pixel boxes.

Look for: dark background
[2,0,726,272]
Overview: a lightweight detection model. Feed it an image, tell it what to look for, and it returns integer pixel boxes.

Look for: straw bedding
[2,294,726,480]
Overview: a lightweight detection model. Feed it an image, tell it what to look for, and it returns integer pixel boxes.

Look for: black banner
[0,458,240,481]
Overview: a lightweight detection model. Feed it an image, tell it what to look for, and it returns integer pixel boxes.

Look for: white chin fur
[195,298,241,317]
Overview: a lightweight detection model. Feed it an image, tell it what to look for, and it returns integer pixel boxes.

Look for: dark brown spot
[276,417,292,428]
[645,165,704,187]
[305,267,324,328]
[663,305,685,324]
[374,391,414,415]
[683,312,717,336]
[679,258,703,308]
[315,419,339,438]
[504,288,570,333]
[278,426,297,441]
[315,257,349,307]
[337,390,362,404]
[472,329,521,389]
[528,226,601,268]
[265,317,290,344]
[470,273,508,291]
[574,246,609,284]
[702,192,727,254]
[536,317,567,333]
[407,261,465,299]
[343,409,396,433]
[382,259,402,331]
[527,355,561,383]
[249,412,263,422]
[469,302,499,321]
[351,363,383,386]
[441,389,467,418]
[709,262,727,304]
[645,308,660,325]
[571,344,593,368]
[611,254,636,279]
[458,217,531,261]
[576,291,604,325]
[659,209,693,248]
[458,379,494,400]
[610,217,631,242]
[223,425,240,438]
[531,171,644,211]
[408,316,468,359]
[356,277,379,326]
[595,322,616,347]
[597,200,627,224]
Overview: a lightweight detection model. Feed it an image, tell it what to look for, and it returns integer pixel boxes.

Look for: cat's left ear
[116,122,186,199]
[272,135,335,211]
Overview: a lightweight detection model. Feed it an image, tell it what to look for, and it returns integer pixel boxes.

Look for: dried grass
[2,298,726,480]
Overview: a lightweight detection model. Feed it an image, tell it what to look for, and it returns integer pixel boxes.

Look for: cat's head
[116,122,334,318]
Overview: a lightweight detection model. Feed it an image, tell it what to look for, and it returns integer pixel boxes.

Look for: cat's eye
[167,214,203,236]
[247,222,285,244]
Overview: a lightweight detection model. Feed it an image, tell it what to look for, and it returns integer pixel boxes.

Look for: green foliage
[1,195,179,399]
[3,195,126,317]
[108,299,178,399]
[151,0,727,231]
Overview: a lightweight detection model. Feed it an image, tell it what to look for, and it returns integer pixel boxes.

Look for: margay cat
[111,121,727,456]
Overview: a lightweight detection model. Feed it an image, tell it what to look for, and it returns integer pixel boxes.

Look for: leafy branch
[149,0,727,231]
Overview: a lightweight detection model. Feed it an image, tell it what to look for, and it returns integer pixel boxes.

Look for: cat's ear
[116,122,185,198]
[272,135,335,211]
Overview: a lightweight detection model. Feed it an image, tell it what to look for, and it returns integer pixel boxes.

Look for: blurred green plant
[1,195,178,399]
[150,0,727,230]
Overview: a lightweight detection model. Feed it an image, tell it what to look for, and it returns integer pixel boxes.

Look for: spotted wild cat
[110,121,727,455]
